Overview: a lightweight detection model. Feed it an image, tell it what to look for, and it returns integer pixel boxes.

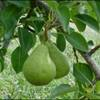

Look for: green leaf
[56,33,66,52]
[49,84,76,98]
[73,63,94,85]
[57,5,70,32]
[7,0,30,8]
[66,32,89,52]
[0,5,22,40]
[73,18,86,32]
[0,48,6,72]
[46,2,70,32]
[25,17,44,34]
[0,57,4,72]
[11,47,28,73]
[87,93,100,99]
[75,14,99,32]
[88,1,100,31]
[95,81,100,94]
[46,1,58,11]
[18,28,36,54]
[88,1,100,20]
[31,19,44,34]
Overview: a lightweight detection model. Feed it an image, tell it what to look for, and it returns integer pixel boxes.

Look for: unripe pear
[46,42,70,79]
[23,44,56,86]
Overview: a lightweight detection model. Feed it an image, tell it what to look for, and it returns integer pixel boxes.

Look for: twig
[88,45,100,56]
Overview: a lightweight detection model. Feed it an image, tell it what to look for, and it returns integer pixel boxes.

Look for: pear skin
[23,44,56,86]
[46,42,70,79]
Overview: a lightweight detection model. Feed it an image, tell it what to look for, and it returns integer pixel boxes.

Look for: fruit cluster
[23,41,69,86]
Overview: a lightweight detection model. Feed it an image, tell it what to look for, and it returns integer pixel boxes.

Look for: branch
[88,45,100,56]
[80,52,100,80]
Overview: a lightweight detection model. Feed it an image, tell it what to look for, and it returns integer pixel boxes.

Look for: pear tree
[0,0,100,99]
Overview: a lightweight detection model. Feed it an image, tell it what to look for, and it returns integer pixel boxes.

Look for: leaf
[0,5,22,40]
[46,1,58,11]
[88,1,100,31]
[88,40,94,49]
[0,57,4,72]
[73,18,86,32]
[73,63,94,85]
[7,0,30,8]
[31,19,44,33]
[88,1,100,21]
[18,28,36,54]
[56,33,66,52]
[75,14,99,32]
[0,48,6,72]
[49,84,76,98]
[57,5,70,32]
[66,32,89,52]
[11,46,28,73]
[95,81,100,94]
[87,93,100,99]
[25,17,44,34]
[46,2,70,32]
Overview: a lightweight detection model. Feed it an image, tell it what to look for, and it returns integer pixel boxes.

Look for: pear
[23,44,56,86]
[46,41,69,79]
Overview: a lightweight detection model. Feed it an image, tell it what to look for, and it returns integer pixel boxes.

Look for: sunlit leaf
[75,14,99,32]
[57,5,70,32]
[66,32,89,52]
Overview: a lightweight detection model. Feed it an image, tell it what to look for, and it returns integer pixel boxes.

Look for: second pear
[46,41,70,79]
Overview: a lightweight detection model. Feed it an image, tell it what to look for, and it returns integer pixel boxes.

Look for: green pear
[46,41,70,79]
[23,44,56,86]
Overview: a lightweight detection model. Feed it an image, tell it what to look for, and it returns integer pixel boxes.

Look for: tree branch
[88,45,100,56]
[80,52,100,80]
